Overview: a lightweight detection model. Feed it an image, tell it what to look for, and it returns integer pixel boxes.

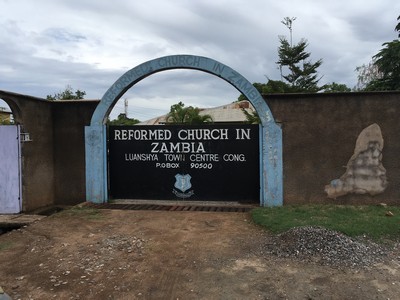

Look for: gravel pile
[98,235,145,254]
[264,226,389,268]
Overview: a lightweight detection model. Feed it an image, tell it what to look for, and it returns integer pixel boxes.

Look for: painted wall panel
[0,125,21,213]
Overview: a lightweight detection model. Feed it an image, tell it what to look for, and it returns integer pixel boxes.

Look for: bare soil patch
[0,208,399,299]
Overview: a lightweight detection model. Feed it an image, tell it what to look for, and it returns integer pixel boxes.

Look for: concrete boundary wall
[0,90,99,211]
[1,89,400,211]
[267,91,400,205]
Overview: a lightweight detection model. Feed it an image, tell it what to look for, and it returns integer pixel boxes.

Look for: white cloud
[1,0,399,120]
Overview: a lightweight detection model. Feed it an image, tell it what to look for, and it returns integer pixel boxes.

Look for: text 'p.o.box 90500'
[108,124,259,202]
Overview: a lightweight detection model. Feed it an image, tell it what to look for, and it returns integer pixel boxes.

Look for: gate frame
[85,55,282,206]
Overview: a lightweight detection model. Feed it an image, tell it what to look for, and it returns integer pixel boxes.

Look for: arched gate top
[85,54,283,206]
[91,54,276,126]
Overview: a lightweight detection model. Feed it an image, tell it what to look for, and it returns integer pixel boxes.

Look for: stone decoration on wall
[325,123,387,199]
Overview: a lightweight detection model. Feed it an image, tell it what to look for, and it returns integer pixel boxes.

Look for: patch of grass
[0,241,13,251]
[56,206,103,220]
[251,205,400,241]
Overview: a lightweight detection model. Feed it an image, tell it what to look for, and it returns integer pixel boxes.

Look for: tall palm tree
[166,102,213,125]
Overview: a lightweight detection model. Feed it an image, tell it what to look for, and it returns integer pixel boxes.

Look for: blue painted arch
[85,55,282,206]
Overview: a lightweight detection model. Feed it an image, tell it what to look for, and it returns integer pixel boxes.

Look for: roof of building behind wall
[137,100,256,125]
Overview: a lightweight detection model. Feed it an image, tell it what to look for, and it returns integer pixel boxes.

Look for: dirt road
[0,208,399,299]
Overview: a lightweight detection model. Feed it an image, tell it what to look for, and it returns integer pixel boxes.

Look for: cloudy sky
[1,0,399,121]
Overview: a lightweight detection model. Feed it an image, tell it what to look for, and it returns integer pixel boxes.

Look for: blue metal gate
[0,125,22,213]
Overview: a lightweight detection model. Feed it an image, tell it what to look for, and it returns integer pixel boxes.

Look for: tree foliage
[108,113,140,126]
[277,36,323,92]
[0,119,12,125]
[354,59,382,91]
[322,82,351,93]
[368,40,400,91]
[241,108,260,124]
[0,115,13,125]
[356,15,400,91]
[166,102,213,125]
[237,80,292,101]
[276,17,324,93]
[46,85,86,100]
[238,17,350,99]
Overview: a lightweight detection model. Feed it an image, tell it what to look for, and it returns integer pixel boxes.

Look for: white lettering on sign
[178,129,228,140]
[124,153,159,161]
[114,129,172,141]
[155,162,180,168]
[151,142,206,153]
[189,154,219,162]
[111,127,257,173]
[190,163,213,169]
[235,128,251,140]
[164,154,186,162]
[223,154,246,162]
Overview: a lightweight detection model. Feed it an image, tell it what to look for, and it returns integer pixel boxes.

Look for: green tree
[237,17,349,100]
[241,108,260,124]
[0,107,13,125]
[367,40,400,91]
[107,113,140,126]
[237,80,293,101]
[0,115,12,125]
[263,79,293,93]
[46,85,86,100]
[277,36,323,92]
[321,82,351,93]
[354,59,382,91]
[356,15,400,91]
[166,102,213,125]
[0,119,13,125]
[238,17,325,99]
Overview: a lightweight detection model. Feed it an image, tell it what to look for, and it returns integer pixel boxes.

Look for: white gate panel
[0,125,21,213]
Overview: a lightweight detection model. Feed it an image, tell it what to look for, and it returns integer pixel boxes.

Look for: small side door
[0,125,22,213]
